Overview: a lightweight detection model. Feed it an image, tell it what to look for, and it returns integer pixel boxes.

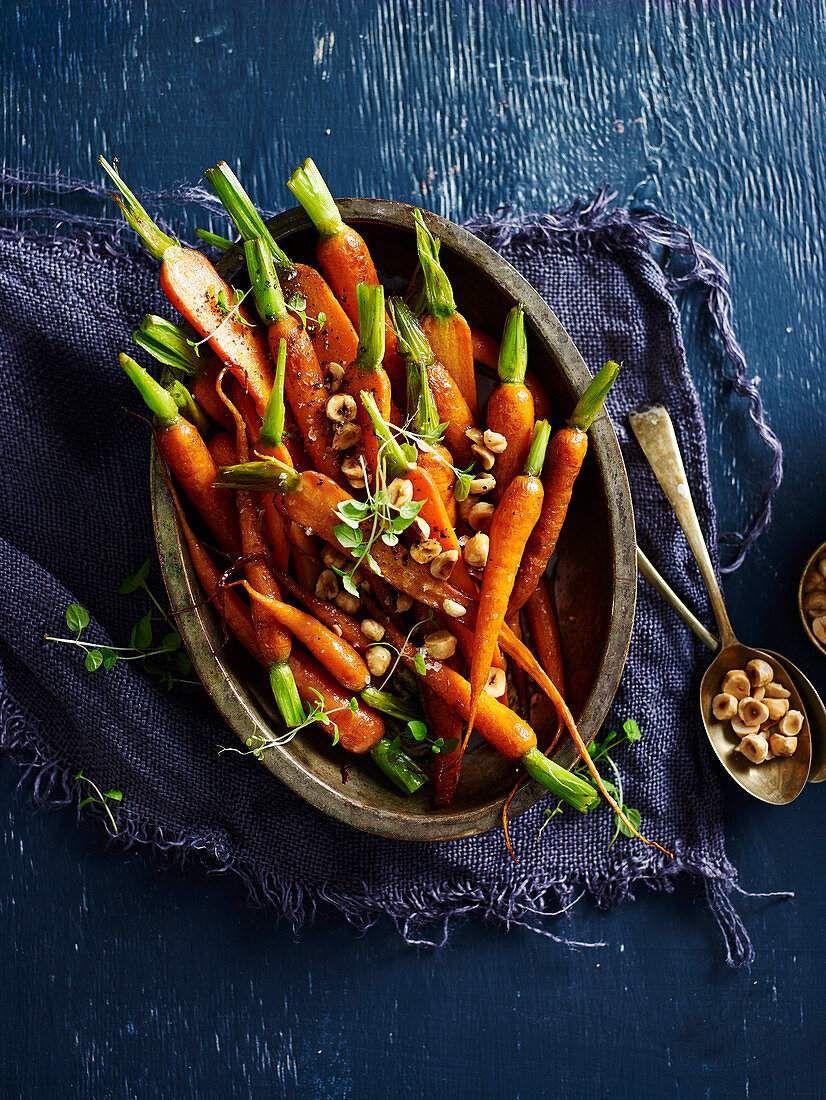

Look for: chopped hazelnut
[738,733,769,764]
[366,646,393,678]
[471,442,496,471]
[463,532,490,569]
[484,667,507,697]
[731,714,761,738]
[327,362,345,393]
[738,698,769,727]
[410,539,441,564]
[483,429,507,453]
[326,393,357,422]
[335,590,361,615]
[332,422,362,451]
[746,658,773,688]
[712,693,737,721]
[769,733,798,758]
[764,681,791,699]
[468,474,496,495]
[430,548,459,581]
[442,598,467,618]
[467,501,495,533]
[764,697,790,722]
[424,630,458,661]
[721,669,751,700]
[778,710,804,737]
[360,618,385,642]
[387,478,414,508]
[315,570,339,601]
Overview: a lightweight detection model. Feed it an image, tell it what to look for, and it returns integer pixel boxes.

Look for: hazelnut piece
[769,733,798,757]
[778,710,804,737]
[711,693,737,721]
[737,733,769,764]
[746,658,773,688]
[721,670,751,700]
[738,698,769,727]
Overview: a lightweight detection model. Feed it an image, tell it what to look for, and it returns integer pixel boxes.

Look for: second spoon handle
[637,547,718,651]
[628,404,738,649]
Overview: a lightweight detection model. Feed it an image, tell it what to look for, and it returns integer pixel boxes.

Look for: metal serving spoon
[637,547,826,784]
[629,404,813,804]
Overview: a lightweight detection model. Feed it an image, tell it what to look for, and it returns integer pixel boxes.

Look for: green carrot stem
[215,458,301,495]
[522,747,599,812]
[412,208,455,319]
[133,314,199,376]
[369,736,428,795]
[524,419,551,477]
[205,162,294,275]
[355,283,386,371]
[98,156,179,261]
[269,661,306,727]
[360,686,422,723]
[196,228,237,252]
[360,392,411,479]
[167,380,211,436]
[243,238,287,325]
[387,298,435,365]
[497,302,527,384]
[409,360,444,443]
[120,353,179,428]
[286,158,345,240]
[259,338,287,447]
[568,361,620,432]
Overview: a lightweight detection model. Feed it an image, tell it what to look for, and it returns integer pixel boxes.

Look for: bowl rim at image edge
[151,198,637,841]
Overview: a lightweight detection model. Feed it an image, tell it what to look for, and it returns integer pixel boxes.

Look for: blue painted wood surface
[2,1,825,1095]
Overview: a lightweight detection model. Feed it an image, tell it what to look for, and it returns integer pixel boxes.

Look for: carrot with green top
[403,353,458,518]
[389,297,477,471]
[412,208,478,418]
[485,303,535,501]
[242,584,369,692]
[100,157,274,416]
[508,360,620,614]
[205,162,360,371]
[466,420,551,737]
[363,598,599,810]
[243,236,340,479]
[288,649,384,754]
[340,283,391,477]
[120,353,241,558]
[287,157,405,387]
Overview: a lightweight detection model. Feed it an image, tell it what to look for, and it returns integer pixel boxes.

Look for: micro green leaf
[161,631,182,652]
[413,653,427,676]
[613,806,641,838]
[623,718,642,742]
[407,720,428,741]
[84,649,103,672]
[101,647,119,671]
[66,604,90,633]
[175,651,192,675]
[349,697,359,714]
[131,612,153,651]
[119,559,151,595]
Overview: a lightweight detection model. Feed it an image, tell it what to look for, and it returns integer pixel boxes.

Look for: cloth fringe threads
[0,172,787,966]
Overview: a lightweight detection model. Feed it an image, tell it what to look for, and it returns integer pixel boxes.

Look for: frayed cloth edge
[1,691,771,966]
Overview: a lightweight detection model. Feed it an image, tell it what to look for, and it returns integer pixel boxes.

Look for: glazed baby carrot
[164,474,262,664]
[243,584,370,692]
[340,283,391,477]
[485,303,535,501]
[364,599,598,808]
[288,649,385,753]
[244,237,340,479]
[207,431,237,469]
[100,158,274,416]
[287,157,405,388]
[205,162,361,372]
[508,360,620,614]
[388,297,477,470]
[469,326,499,372]
[412,208,478,418]
[120,354,240,558]
[524,578,566,700]
[466,421,551,736]
[423,682,464,806]
[403,356,458,518]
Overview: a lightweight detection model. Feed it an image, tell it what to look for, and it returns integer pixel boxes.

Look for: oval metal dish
[151,199,636,841]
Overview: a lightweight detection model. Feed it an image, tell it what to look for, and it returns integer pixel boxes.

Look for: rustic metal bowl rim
[798,538,826,656]
[152,199,637,841]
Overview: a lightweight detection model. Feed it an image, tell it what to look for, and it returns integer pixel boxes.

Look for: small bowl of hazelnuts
[799,541,826,656]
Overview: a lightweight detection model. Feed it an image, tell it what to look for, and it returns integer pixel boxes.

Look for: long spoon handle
[636,548,717,651]
[628,404,738,648]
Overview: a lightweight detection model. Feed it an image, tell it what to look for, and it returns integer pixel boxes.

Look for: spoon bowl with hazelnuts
[630,404,812,805]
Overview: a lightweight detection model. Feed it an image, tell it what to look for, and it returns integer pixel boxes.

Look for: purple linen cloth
[0,179,783,964]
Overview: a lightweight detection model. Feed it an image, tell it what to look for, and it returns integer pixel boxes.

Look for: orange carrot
[469,326,499,371]
[243,583,370,692]
[524,579,565,699]
[509,361,620,614]
[120,354,241,558]
[287,158,405,389]
[100,158,274,417]
[413,208,478,418]
[424,681,464,806]
[340,283,391,477]
[289,649,385,753]
[485,304,535,501]
[466,421,551,736]
[207,431,237,469]
[164,475,262,665]
[292,261,359,369]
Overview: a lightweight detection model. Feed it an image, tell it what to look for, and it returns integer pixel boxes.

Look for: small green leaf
[342,573,360,598]
[401,443,418,464]
[132,612,153,651]
[333,524,363,549]
[330,720,340,747]
[441,738,459,753]
[66,604,90,633]
[317,311,327,328]
[336,500,369,526]
[105,790,123,802]
[388,735,402,752]
[101,648,119,671]
[84,649,103,672]
[397,499,424,521]
[614,806,641,838]
[380,531,399,547]
[623,718,642,742]
[349,697,359,714]
[119,559,150,594]
[413,653,426,676]
[161,631,182,652]
[407,720,428,741]
[454,473,471,503]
